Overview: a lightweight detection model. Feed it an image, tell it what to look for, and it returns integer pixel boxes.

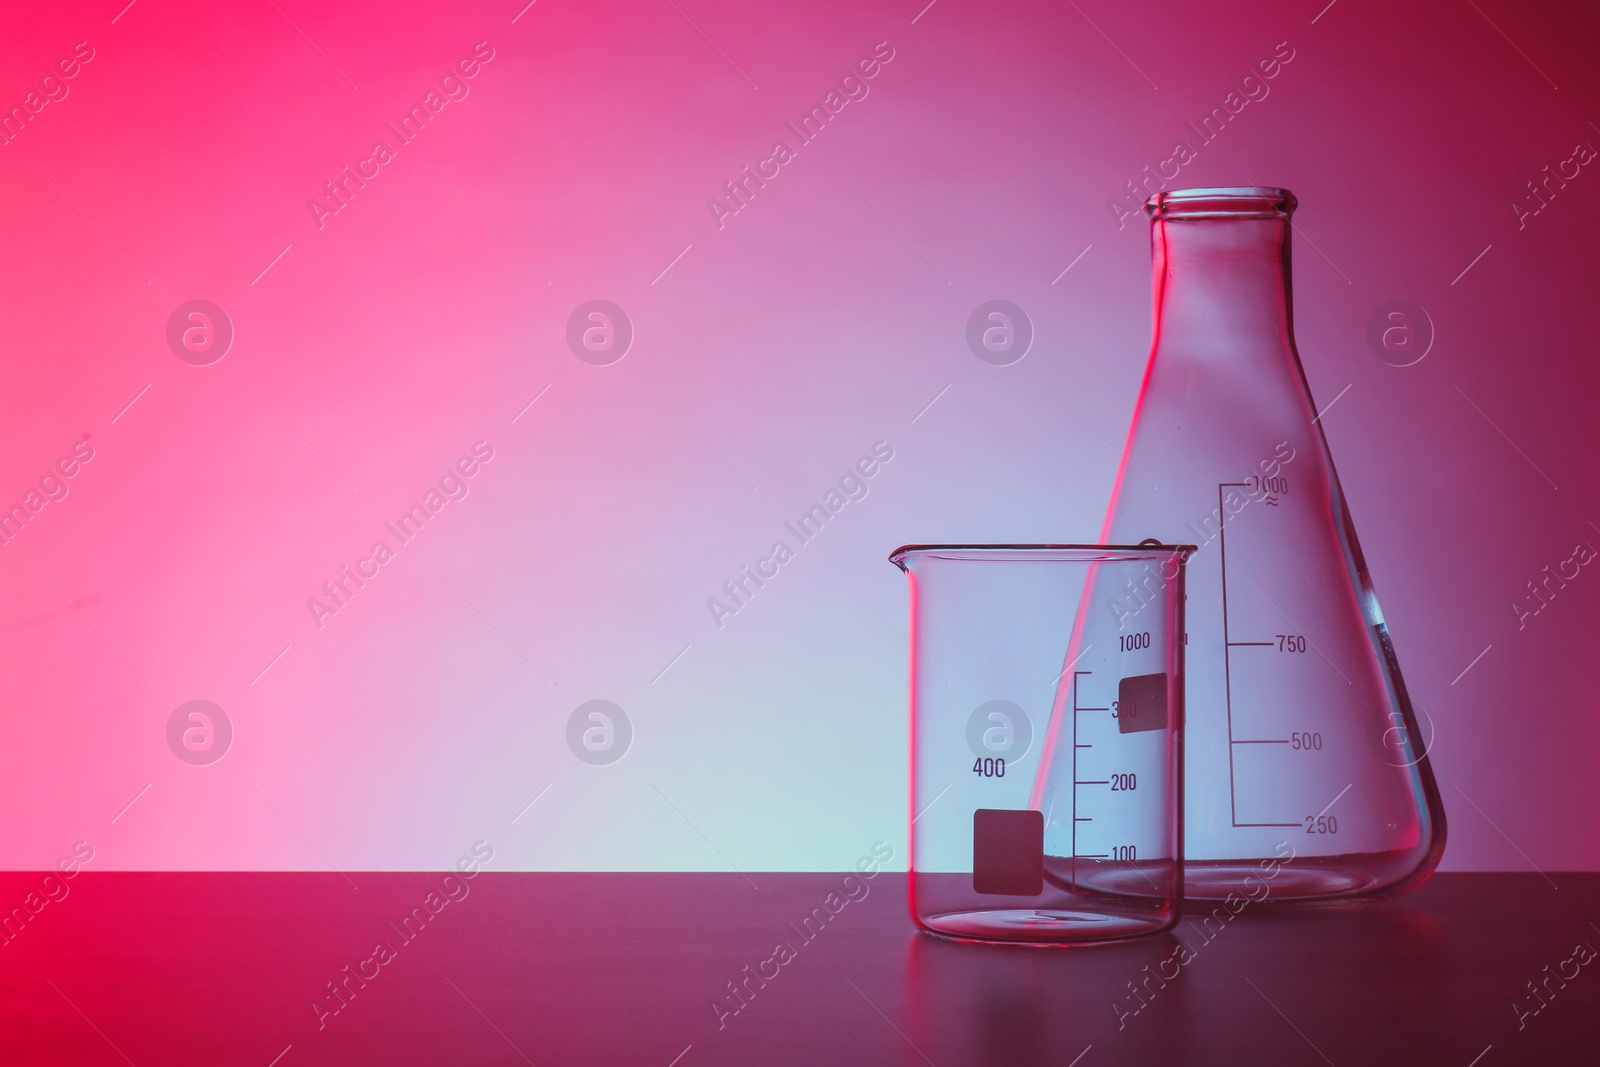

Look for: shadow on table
[894,901,1453,1064]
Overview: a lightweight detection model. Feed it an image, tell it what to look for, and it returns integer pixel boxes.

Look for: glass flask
[891,543,1192,945]
[1034,187,1446,903]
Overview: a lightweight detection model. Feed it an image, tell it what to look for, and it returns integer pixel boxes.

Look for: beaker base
[916,907,1173,946]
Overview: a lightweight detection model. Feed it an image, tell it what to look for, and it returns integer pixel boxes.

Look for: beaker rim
[888,543,1197,567]
[1145,186,1296,220]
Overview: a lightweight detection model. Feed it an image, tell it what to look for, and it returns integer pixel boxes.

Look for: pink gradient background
[0,0,1595,871]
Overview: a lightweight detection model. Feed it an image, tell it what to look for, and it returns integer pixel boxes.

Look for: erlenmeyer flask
[1035,187,1445,903]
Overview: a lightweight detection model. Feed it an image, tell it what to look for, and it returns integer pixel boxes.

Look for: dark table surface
[0,871,1594,1065]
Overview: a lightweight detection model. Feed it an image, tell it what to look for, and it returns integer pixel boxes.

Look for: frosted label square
[972,808,1043,896]
[1117,672,1168,735]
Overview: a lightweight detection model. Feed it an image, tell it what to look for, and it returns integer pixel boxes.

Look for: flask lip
[1145,186,1296,220]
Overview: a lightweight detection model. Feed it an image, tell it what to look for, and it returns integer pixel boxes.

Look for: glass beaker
[890,543,1193,945]
[1035,187,1446,903]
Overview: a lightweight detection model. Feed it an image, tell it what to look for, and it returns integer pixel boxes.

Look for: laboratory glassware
[1033,187,1445,903]
[891,543,1192,945]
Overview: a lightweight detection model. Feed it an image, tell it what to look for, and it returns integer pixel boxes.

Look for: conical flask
[1033,187,1445,903]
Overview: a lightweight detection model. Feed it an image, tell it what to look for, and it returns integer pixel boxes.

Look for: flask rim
[1145,186,1296,220]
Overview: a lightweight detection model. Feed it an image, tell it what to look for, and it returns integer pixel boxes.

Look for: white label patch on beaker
[1116,673,1168,735]
[972,808,1043,896]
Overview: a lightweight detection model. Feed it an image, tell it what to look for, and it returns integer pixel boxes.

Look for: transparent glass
[1034,188,1446,903]
[891,544,1192,945]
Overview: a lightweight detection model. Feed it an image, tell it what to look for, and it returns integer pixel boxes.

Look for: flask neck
[1150,216,1294,356]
